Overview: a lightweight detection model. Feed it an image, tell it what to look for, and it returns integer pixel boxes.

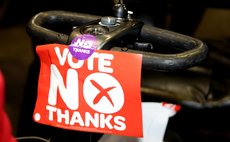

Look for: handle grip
[27,10,208,71]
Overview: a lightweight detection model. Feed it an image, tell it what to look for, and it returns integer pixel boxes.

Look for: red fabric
[0,70,16,142]
[33,44,143,137]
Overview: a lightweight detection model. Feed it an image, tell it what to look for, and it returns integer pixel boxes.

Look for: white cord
[16,136,51,142]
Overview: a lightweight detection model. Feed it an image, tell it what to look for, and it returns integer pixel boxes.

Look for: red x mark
[90,80,116,106]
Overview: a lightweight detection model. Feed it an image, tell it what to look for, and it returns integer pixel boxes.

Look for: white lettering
[114,116,126,131]
[46,105,57,121]
[83,40,93,48]
[55,47,68,66]
[85,112,99,128]
[54,46,113,73]
[48,64,79,110]
[73,48,90,54]
[100,114,113,129]
[98,53,114,73]
[68,53,84,68]
[70,111,84,126]
[74,38,85,47]
[88,52,114,73]
[73,39,93,49]
[46,106,126,131]
[69,111,84,126]
[47,47,125,131]
[57,109,69,125]
[87,52,99,71]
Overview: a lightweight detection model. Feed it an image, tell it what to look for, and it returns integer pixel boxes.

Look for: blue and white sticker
[69,34,97,60]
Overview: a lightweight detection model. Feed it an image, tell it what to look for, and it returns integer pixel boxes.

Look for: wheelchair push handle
[27,10,208,72]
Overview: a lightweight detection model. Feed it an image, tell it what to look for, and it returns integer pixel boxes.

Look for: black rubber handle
[27,10,208,71]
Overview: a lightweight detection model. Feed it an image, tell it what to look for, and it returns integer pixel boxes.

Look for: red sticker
[33,44,143,137]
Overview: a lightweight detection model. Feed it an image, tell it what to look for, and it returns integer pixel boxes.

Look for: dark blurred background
[1,0,230,141]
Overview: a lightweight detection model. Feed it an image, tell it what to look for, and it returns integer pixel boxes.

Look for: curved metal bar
[27,10,208,71]
[27,10,100,44]
[140,25,208,71]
